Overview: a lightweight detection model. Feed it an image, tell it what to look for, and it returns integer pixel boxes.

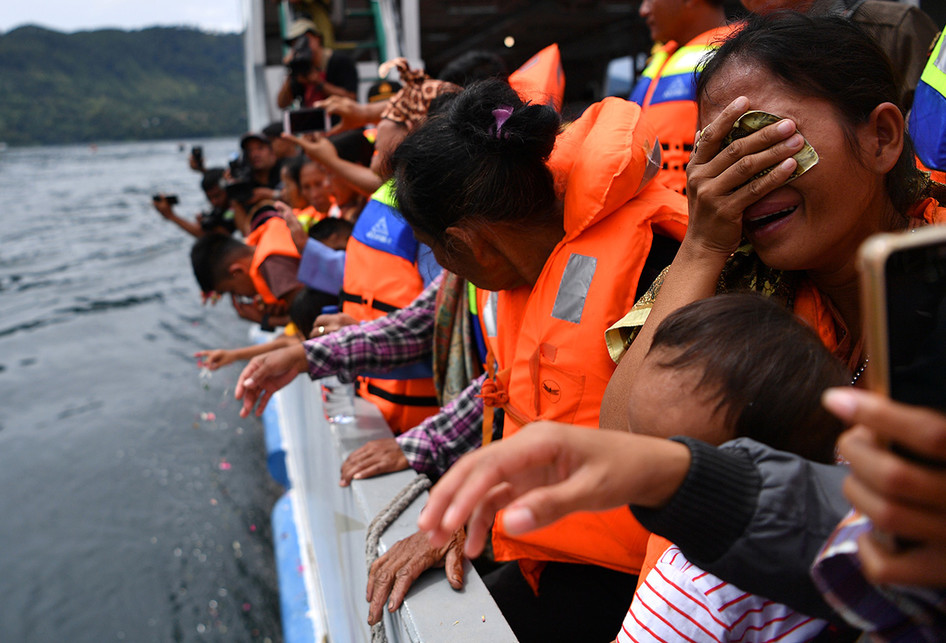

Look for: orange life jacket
[477,98,689,587]
[630,25,737,195]
[340,182,440,434]
[635,534,674,594]
[508,43,565,112]
[246,217,301,305]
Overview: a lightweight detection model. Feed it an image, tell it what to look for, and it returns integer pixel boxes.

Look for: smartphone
[153,194,179,205]
[858,225,946,413]
[191,145,203,163]
[284,107,329,135]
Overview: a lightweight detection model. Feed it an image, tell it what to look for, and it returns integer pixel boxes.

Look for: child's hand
[195,349,234,371]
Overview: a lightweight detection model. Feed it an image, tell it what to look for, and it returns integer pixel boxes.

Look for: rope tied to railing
[365,474,433,643]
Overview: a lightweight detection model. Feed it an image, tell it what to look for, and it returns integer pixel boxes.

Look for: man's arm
[631,437,849,622]
[297,238,346,293]
[283,133,384,196]
[277,76,296,110]
[153,197,204,238]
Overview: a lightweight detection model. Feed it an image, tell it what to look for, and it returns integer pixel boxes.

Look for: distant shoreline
[0,26,246,147]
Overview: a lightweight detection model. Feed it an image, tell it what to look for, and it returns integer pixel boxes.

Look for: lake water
[0,139,284,642]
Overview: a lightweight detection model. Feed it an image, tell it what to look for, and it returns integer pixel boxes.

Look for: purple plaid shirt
[396,374,484,478]
[303,275,441,383]
[302,274,485,475]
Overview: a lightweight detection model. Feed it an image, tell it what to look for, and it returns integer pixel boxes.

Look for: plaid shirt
[302,274,485,475]
[303,275,441,383]
[396,374,484,478]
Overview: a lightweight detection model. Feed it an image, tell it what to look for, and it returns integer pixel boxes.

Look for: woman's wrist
[678,232,737,268]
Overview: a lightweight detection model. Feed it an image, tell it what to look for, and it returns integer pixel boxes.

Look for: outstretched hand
[418,422,691,558]
[315,96,371,136]
[282,132,339,166]
[195,349,236,371]
[366,529,465,625]
[234,344,308,418]
[339,438,409,486]
[310,312,359,338]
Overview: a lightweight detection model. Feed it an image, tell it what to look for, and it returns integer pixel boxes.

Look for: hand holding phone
[856,225,946,551]
[152,194,179,206]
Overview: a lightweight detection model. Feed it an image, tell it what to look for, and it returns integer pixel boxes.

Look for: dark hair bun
[446,79,560,161]
[392,77,561,244]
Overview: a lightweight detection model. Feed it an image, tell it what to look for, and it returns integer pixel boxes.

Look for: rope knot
[478,377,509,407]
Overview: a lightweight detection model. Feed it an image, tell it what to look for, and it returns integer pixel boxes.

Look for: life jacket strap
[339,289,400,314]
[362,381,439,407]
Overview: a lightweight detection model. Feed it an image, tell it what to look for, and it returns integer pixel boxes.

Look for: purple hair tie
[491,105,513,139]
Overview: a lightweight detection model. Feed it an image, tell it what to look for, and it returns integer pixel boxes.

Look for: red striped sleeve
[652,565,731,630]
[627,604,674,643]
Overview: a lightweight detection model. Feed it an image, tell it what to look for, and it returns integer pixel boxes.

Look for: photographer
[232,132,282,209]
[277,19,357,110]
[153,168,235,238]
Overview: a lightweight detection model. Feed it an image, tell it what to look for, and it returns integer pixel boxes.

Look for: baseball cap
[285,19,322,44]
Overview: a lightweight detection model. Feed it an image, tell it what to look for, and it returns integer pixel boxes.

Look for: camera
[286,37,314,79]
[153,194,179,205]
[225,157,255,204]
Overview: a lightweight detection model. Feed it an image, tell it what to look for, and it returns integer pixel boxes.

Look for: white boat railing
[268,373,517,642]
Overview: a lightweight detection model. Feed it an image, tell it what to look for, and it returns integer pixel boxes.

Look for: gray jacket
[631,436,850,622]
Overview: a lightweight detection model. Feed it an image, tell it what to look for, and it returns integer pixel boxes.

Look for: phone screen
[284,108,328,134]
[883,239,946,412]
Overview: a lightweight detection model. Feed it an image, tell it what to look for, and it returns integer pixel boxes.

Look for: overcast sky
[1,0,243,34]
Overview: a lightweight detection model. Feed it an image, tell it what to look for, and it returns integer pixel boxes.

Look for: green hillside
[0,25,247,146]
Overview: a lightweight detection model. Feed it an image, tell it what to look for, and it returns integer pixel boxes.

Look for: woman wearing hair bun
[363,78,689,641]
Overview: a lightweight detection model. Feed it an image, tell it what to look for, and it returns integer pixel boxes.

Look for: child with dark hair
[617,293,849,642]
[626,292,848,463]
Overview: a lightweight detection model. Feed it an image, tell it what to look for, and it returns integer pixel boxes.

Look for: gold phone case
[857,225,946,396]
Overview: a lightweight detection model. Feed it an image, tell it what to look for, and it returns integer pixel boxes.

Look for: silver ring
[318,325,325,336]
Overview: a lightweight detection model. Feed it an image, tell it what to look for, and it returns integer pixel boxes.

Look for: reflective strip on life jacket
[481,290,499,338]
[550,253,597,324]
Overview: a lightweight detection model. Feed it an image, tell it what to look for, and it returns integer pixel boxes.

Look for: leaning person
[359,79,687,642]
